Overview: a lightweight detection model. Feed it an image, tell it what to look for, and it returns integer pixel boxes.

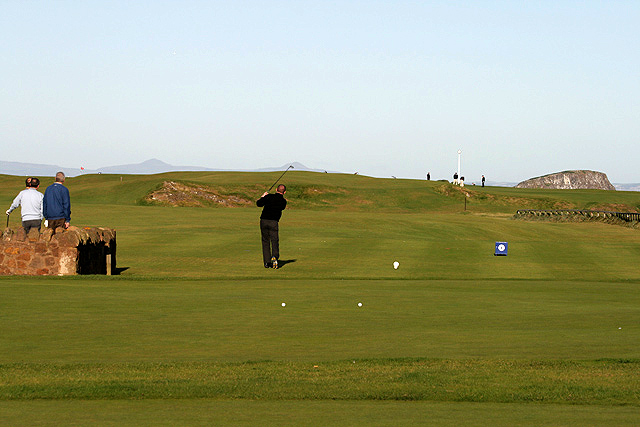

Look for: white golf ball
[357,302,362,307]
[393,261,399,269]
[281,302,286,307]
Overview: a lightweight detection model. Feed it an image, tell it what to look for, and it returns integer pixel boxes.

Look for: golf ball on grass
[357,302,362,307]
[281,302,286,307]
[393,261,399,269]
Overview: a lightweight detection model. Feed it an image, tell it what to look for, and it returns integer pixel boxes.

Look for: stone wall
[0,226,116,276]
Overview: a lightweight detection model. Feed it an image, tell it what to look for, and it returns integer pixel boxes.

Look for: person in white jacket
[6,177,44,233]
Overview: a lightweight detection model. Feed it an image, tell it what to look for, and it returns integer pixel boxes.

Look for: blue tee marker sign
[495,242,508,256]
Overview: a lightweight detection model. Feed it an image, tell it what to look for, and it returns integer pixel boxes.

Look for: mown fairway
[1,172,640,425]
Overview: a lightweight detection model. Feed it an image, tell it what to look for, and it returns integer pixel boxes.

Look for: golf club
[267,165,294,192]
[6,213,9,228]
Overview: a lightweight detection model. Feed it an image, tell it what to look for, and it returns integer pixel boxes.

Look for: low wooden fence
[516,209,640,222]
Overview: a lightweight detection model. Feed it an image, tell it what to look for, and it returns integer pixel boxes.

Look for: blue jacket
[43,183,71,222]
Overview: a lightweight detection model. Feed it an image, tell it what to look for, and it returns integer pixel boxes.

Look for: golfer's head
[276,184,286,194]
[55,172,65,183]
[30,177,40,188]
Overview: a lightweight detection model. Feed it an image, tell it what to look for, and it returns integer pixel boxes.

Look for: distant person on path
[256,184,287,269]
[6,177,44,233]
[43,172,71,231]
[482,175,485,187]
[453,172,459,185]
[426,172,430,181]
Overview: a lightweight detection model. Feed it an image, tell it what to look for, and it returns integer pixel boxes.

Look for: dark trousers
[47,218,67,231]
[260,219,280,264]
[22,219,42,233]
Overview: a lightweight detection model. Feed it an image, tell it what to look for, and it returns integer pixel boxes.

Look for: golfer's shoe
[271,257,278,269]
[264,263,271,268]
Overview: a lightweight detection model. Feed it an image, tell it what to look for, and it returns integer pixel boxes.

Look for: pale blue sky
[2,1,639,183]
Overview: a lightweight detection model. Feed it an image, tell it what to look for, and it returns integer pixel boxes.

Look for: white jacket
[8,188,44,221]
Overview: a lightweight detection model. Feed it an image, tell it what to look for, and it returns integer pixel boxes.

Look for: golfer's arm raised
[256,192,269,207]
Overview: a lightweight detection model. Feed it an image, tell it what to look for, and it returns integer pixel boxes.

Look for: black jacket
[257,193,287,221]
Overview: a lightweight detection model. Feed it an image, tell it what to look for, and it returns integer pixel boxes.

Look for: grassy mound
[4,171,639,213]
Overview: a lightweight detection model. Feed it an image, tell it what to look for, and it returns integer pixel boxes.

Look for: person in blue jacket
[43,172,71,231]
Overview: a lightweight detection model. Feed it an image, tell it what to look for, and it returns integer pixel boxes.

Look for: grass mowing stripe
[1,359,639,404]
[2,400,640,427]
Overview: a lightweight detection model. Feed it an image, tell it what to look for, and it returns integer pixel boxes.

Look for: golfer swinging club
[257,184,287,269]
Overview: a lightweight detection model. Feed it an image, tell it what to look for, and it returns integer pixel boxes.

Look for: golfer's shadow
[277,259,296,269]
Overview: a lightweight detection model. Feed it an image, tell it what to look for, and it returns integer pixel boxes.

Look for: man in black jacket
[256,184,287,269]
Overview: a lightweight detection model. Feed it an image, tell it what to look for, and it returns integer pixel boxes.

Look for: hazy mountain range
[0,159,334,178]
[1,159,639,191]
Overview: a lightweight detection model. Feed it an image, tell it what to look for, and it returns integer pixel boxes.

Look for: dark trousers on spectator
[260,219,280,265]
[47,218,66,232]
[22,219,42,233]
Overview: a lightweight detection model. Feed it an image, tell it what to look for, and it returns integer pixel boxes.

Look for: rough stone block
[27,228,40,242]
[53,230,80,248]
[14,229,26,241]
[5,247,19,255]
[30,257,44,269]
[2,228,13,241]
[41,228,54,242]
[59,248,79,275]
[83,227,101,243]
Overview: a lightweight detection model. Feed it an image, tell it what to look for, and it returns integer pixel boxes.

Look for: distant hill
[95,159,217,175]
[614,183,640,192]
[0,159,335,177]
[2,160,639,191]
[0,160,84,177]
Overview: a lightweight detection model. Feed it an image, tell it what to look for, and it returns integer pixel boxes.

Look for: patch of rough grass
[584,203,639,213]
[435,183,576,210]
[1,359,639,405]
[514,211,640,229]
[143,181,254,207]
